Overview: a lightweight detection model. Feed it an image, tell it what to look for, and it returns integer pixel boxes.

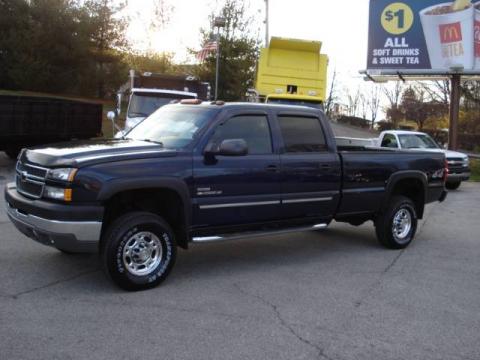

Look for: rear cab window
[277,115,327,153]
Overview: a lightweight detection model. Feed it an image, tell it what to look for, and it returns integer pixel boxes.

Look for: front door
[193,111,281,229]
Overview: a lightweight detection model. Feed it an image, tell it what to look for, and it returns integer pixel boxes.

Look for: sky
[126,0,373,108]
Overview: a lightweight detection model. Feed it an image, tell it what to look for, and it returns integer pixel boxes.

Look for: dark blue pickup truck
[5,102,447,290]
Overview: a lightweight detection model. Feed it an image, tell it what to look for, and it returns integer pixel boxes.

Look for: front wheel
[446,181,461,190]
[375,196,418,249]
[101,212,177,291]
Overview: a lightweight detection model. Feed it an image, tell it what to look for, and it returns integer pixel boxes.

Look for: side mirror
[205,139,248,157]
[107,111,116,121]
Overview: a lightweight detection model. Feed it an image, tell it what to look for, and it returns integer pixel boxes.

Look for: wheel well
[390,178,425,218]
[101,188,188,249]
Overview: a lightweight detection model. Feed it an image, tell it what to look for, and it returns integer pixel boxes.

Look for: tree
[400,86,446,130]
[0,0,90,93]
[368,84,381,129]
[194,0,260,101]
[82,0,129,98]
[325,68,339,118]
[346,87,361,117]
[125,52,174,74]
[0,0,130,98]
[383,81,404,128]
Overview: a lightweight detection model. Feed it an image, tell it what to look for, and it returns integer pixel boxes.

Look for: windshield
[128,92,196,118]
[267,98,324,110]
[398,134,440,149]
[126,106,217,149]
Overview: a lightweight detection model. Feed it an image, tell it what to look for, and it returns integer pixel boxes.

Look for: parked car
[0,91,103,159]
[5,102,447,290]
[377,130,470,190]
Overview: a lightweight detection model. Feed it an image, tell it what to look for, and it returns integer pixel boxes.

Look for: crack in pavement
[354,202,438,309]
[5,269,100,299]
[234,283,336,360]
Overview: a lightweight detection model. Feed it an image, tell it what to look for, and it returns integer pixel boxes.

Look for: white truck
[109,70,210,134]
[376,131,470,190]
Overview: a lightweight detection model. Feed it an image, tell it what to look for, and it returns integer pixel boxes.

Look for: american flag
[196,41,218,62]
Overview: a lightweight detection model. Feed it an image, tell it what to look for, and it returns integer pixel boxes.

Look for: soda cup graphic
[475,2,480,69]
[420,2,475,70]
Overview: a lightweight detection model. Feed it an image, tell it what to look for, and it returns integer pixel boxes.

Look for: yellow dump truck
[255,37,328,109]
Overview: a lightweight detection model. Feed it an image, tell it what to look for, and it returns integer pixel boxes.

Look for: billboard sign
[367,0,480,72]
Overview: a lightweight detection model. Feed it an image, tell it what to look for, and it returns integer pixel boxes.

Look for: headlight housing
[463,157,469,167]
[47,168,77,182]
[43,186,72,201]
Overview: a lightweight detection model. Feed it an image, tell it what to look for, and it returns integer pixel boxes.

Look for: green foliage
[0,0,129,98]
[125,52,174,75]
[470,158,480,182]
[400,86,446,130]
[194,0,260,101]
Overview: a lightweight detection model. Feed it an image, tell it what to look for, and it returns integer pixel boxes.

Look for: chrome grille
[15,161,48,199]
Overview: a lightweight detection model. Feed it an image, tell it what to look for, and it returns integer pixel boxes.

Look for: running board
[192,223,328,243]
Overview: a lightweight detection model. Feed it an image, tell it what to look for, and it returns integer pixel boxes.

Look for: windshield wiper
[128,112,148,117]
[138,138,164,146]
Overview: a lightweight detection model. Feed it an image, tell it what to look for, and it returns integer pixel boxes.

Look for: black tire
[446,181,461,190]
[5,147,21,160]
[374,196,418,249]
[101,212,177,291]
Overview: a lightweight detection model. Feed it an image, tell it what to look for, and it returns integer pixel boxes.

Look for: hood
[21,139,176,168]
[443,149,468,159]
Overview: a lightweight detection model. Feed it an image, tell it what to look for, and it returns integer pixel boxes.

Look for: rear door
[275,112,341,221]
[192,110,281,228]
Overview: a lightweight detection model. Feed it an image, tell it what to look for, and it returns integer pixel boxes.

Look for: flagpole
[213,17,225,101]
[215,30,220,101]
[265,0,269,47]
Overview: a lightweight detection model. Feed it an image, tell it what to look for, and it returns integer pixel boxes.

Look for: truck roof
[382,130,427,136]
[131,88,197,97]
[172,101,325,114]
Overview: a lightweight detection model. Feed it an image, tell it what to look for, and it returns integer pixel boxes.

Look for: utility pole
[213,17,226,100]
[265,0,269,47]
[449,74,461,150]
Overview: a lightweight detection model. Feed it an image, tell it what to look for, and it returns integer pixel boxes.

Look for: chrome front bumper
[6,202,102,253]
[447,172,470,182]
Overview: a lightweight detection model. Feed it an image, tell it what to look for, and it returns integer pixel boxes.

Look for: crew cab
[377,130,470,190]
[5,103,447,290]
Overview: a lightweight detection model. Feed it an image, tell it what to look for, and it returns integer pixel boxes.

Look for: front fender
[97,176,192,229]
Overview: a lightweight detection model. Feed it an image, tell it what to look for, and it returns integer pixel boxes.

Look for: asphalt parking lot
[0,152,479,360]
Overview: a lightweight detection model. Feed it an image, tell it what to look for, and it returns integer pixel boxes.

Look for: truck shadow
[171,224,380,284]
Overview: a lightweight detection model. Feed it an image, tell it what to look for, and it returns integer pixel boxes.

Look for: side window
[278,116,327,153]
[208,115,273,154]
[381,134,398,148]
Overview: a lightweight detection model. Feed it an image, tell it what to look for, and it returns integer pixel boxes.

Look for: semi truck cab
[124,88,197,131]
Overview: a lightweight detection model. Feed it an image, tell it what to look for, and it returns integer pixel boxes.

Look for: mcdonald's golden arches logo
[439,22,462,43]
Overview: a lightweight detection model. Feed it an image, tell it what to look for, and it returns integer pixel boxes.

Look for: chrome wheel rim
[122,231,163,276]
[392,208,412,243]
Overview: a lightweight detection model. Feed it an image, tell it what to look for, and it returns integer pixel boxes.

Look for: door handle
[265,165,279,172]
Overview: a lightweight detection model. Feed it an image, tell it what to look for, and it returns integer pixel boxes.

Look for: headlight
[463,157,469,166]
[47,168,77,182]
[43,186,72,202]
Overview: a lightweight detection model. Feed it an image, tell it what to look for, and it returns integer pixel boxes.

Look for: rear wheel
[446,181,461,190]
[375,196,418,249]
[101,212,177,291]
